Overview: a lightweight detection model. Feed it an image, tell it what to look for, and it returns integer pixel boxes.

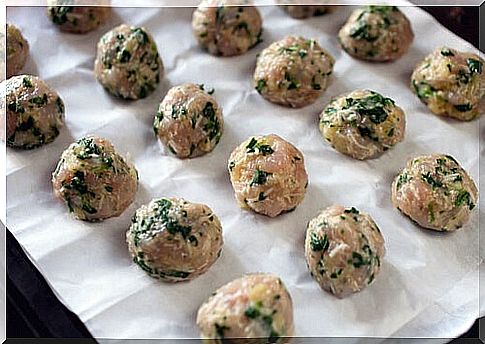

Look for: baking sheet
[5,3,482,340]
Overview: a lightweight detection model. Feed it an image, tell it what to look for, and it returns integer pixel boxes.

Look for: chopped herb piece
[214,323,229,339]
[22,77,33,88]
[455,190,475,210]
[454,103,472,112]
[344,207,359,214]
[351,251,370,268]
[440,48,455,56]
[250,170,271,186]
[256,79,266,93]
[349,22,378,42]
[17,116,34,131]
[246,138,274,155]
[131,27,149,45]
[310,232,329,252]
[119,49,131,63]
[29,94,48,106]
[427,203,435,223]
[421,172,443,189]
[8,101,25,114]
[244,306,261,319]
[467,58,482,74]
[396,173,409,189]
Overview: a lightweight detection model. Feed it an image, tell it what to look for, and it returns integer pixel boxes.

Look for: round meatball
[192,0,263,57]
[338,5,413,62]
[277,0,334,19]
[197,273,294,343]
[228,134,308,217]
[391,154,478,231]
[94,24,163,100]
[6,23,29,78]
[52,136,138,221]
[126,197,223,282]
[47,0,111,34]
[153,83,224,158]
[254,35,334,108]
[1,75,64,149]
[319,89,405,160]
[411,47,484,121]
[305,205,385,298]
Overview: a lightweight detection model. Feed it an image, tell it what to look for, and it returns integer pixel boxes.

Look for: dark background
[6,5,483,342]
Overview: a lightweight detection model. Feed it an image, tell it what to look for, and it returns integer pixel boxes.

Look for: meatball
[126,197,223,282]
[228,134,308,217]
[391,154,478,231]
[153,83,224,158]
[94,24,163,100]
[1,75,64,149]
[52,135,138,221]
[277,0,334,19]
[411,47,484,121]
[47,0,111,34]
[319,89,405,160]
[6,24,29,78]
[192,0,263,57]
[338,5,413,62]
[305,205,385,298]
[196,273,294,343]
[253,35,334,108]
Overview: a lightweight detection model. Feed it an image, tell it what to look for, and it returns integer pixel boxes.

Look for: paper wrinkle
[6,4,482,340]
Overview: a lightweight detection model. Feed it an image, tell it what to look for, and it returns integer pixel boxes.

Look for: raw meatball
[47,0,111,34]
[153,83,224,158]
[1,75,64,149]
[197,273,294,342]
[126,197,223,282]
[254,35,334,108]
[94,24,163,100]
[52,135,138,221]
[192,0,263,57]
[305,205,385,298]
[228,134,308,217]
[6,24,29,78]
[411,47,484,121]
[277,0,334,19]
[391,154,478,231]
[319,89,405,160]
[338,5,413,62]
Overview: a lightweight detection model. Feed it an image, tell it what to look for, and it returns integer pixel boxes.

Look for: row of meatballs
[49,133,476,342]
[6,2,484,121]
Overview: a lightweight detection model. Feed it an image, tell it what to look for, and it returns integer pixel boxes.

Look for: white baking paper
[5,3,482,340]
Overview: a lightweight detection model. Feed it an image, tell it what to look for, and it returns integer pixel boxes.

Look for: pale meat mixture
[192,0,263,56]
[52,135,138,221]
[228,134,308,217]
[197,273,294,343]
[94,24,163,100]
[1,75,64,149]
[126,197,223,282]
[319,89,405,160]
[254,35,334,108]
[305,205,385,298]
[392,154,478,231]
[153,83,224,158]
[47,0,111,34]
[277,0,334,19]
[411,47,484,121]
[338,6,413,62]
[6,23,29,78]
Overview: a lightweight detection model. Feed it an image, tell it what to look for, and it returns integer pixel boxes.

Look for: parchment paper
[5,3,483,340]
